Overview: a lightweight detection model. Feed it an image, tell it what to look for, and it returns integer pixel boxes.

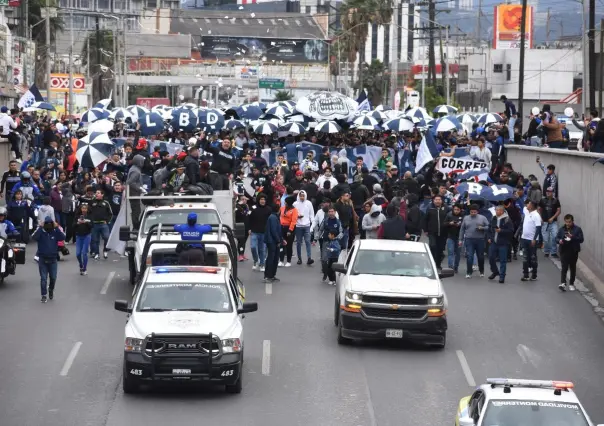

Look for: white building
[458,48,582,101]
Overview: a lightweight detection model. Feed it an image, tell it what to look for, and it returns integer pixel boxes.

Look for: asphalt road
[1,243,604,426]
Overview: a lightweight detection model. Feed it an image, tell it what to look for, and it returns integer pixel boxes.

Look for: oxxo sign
[50,73,86,93]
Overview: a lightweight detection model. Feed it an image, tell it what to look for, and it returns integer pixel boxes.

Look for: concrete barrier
[506,145,604,291]
[0,138,11,170]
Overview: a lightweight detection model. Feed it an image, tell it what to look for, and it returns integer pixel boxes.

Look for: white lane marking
[60,342,83,376]
[362,368,378,426]
[516,344,542,368]
[262,340,271,376]
[265,282,272,295]
[456,350,476,387]
[100,271,116,295]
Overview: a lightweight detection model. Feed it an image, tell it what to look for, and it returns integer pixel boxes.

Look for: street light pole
[68,10,74,116]
[45,0,51,100]
[445,25,450,105]
[122,19,128,106]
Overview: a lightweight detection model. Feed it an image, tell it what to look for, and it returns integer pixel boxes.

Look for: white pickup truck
[119,187,243,285]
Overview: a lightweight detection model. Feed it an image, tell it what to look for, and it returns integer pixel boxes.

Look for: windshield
[351,250,436,278]
[136,282,232,312]
[481,400,590,426]
[142,209,220,234]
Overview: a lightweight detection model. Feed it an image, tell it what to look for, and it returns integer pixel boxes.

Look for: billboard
[200,36,328,64]
[50,73,86,93]
[493,4,534,49]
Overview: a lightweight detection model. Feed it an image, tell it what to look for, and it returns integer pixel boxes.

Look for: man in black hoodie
[377,204,408,240]
[405,193,422,238]
[202,137,236,190]
[332,174,351,200]
[248,194,272,271]
[445,204,464,272]
[423,195,449,270]
[184,146,202,185]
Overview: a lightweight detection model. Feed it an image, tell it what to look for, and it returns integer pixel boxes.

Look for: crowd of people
[0,102,587,302]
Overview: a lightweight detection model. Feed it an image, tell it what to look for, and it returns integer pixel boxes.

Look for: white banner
[436,156,488,174]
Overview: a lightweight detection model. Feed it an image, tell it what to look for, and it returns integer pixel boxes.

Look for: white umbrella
[433,105,458,114]
[254,122,278,135]
[76,132,114,168]
[265,105,292,117]
[365,110,387,121]
[405,107,432,120]
[109,108,133,122]
[296,91,358,121]
[477,113,503,124]
[434,116,463,132]
[315,120,342,133]
[383,117,415,132]
[88,119,114,133]
[24,101,56,112]
[81,108,109,123]
[224,119,246,130]
[457,113,476,124]
[151,104,169,112]
[126,105,149,121]
[93,98,112,109]
[279,122,307,135]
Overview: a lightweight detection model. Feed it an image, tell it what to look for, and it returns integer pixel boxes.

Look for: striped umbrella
[279,122,307,135]
[253,122,278,135]
[151,104,169,112]
[405,107,432,120]
[76,132,114,168]
[265,105,292,117]
[365,110,387,121]
[457,113,476,124]
[383,117,415,132]
[88,119,114,134]
[434,116,463,132]
[477,113,503,124]
[433,105,458,115]
[197,108,225,133]
[93,98,112,109]
[224,119,246,130]
[109,108,133,122]
[250,101,268,110]
[81,108,110,123]
[27,101,56,111]
[126,105,149,121]
[315,120,341,133]
[353,115,379,130]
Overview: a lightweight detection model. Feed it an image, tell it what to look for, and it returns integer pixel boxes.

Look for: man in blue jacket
[556,214,584,292]
[487,205,515,283]
[263,204,283,283]
[174,213,212,265]
[32,216,65,303]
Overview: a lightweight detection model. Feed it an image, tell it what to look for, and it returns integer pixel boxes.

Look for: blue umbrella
[109,108,133,122]
[265,105,292,117]
[27,101,56,111]
[477,113,503,124]
[126,105,149,121]
[366,110,387,121]
[315,121,341,133]
[253,122,278,135]
[198,108,225,133]
[353,115,379,130]
[433,105,458,114]
[405,107,431,120]
[454,168,490,181]
[434,116,463,132]
[224,119,246,130]
[76,132,114,168]
[279,122,307,135]
[235,105,263,120]
[138,112,165,136]
[456,182,515,201]
[383,117,414,132]
[81,108,110,123]
[170,108,198,132]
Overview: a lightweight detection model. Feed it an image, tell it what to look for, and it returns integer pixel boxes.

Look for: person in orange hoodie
[279,195,298,267]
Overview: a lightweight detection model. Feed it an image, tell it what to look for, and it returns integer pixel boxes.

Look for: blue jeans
[91,223,110,255]
[339,228,350,251]
[76,234,91,270]
[508,117,516,142]
[489,244,508,278]
[521,238,538,276]
[465,238,485,274]
[295,226,312,260]
[446,238,461,271]
[543,221,559,255]
[250,232,266,266]
[38,258,58,296]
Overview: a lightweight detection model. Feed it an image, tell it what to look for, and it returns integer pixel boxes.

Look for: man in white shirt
[520,200,542,281]
[293,189,315,265]
[0,106,16,137]
[470,138,492,166]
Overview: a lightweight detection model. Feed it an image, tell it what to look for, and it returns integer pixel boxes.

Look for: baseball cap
[295,170,304,176]
[0,106,8,113]
[187,212,197,222]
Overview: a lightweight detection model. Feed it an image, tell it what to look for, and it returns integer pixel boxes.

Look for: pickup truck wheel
[337,319,351,345]
[225,370,243,394]
[122,373,139,394]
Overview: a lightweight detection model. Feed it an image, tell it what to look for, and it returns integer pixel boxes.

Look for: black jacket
[89,199,113,223]
[203,140,236,175]
[332,182,351,201]
[423,205,448,236]
[406,204,422,235]
[556,224,584,254]
[445,211,464,239]
[248,204,272,234]
[350,182,370,209]
[183,155,201,185]
[334,200,354,230]
[378,216,407,240]
[73,215,93,236]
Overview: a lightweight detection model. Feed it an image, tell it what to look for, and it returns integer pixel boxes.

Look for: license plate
[172,369,191,375]
[385,329,403,338]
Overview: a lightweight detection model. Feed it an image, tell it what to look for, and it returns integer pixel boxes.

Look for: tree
[81,30,115,102]
[273,90,293,101]
[354,60,389,106]
[29,0,63,89]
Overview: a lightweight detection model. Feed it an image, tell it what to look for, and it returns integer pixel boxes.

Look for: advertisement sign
[258,78,285,89]
[436,156,489,175]
[493,4,533,49]
[136,97,170,108]
[50,73,86,92]
[240,66,257,79]
[200,36,328,64]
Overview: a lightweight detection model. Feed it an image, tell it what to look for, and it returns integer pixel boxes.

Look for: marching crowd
[0,104,587,303]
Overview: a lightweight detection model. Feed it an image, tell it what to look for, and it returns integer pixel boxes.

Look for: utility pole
[545,8,551,44]
[113,22,118,106]
[599,19,603,114]
[122,20,128,106]
[439,27,445,94]
[68,10,74,116]
[517,0,528,133]
[45,0,51,100]
[476,0,482,43]
[588,0,596,110]
[389,10,399,108]
[582,0,589,114]
[428,0,436,87]
[95,16,103,100]
[445,25,450,105]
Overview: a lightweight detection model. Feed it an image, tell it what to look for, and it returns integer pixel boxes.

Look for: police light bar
[487,379,574,389]
[152,266,220,274]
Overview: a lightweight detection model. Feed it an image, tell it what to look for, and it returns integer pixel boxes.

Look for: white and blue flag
[356,90,371,112]
[415,130,439,173]
[17,84,45,109]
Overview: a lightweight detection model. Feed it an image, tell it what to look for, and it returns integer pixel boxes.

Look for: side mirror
[439,267,455,279]
[114,299,132,313]
[234,222,246,240]
[119,226,133,242]
[237,301,258,314]
[332,263,347,274]
[458,417,475,426]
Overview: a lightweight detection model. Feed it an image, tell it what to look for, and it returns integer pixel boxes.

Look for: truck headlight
[429,296,443,305]
[221,338,241,353]
[343,291,362,312]
[125,337,144,352]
